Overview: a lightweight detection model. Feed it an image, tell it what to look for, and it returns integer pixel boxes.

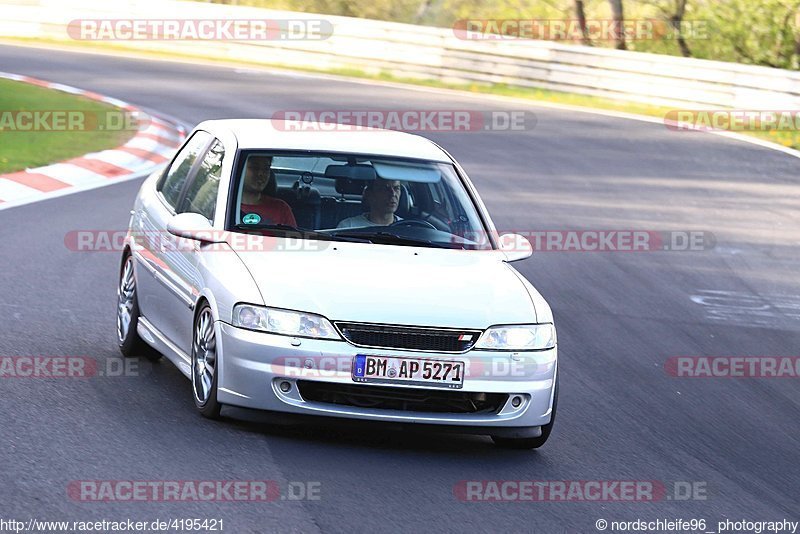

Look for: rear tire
[492,375,558,450]
[117,253,161,361]
[192,304,222,419]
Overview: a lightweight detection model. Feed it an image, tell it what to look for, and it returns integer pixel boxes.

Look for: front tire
[192,304,222,419]
[117,253,161,361]
[491,375,558,450]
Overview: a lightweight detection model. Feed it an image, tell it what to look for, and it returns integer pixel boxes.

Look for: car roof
[196,119,452,162]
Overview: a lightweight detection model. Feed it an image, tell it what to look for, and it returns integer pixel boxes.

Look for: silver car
[117,119,558,449]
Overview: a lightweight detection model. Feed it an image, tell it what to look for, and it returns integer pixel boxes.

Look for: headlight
[474,324,556,350]
[232,304,341,340]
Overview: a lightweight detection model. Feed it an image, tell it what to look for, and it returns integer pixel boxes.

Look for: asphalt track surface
[1,44,798,533]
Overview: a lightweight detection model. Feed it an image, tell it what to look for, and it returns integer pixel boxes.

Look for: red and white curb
[0,72,187,211]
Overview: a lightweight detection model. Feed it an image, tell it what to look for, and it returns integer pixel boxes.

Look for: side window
[179,139,225,221]
[158,131,211,209]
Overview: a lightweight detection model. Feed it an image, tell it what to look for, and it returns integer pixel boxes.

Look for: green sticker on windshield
[242,213,261,225]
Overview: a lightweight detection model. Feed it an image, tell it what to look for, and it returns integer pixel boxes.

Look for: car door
[161,138,226,353]
[134,130,212,350]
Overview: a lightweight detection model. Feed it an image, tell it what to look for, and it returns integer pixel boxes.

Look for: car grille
[334,322,482,353]
[297,381,507,414]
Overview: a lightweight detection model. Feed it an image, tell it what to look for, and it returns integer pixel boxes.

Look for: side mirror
[498,233,533,262]
[166,212,225,243]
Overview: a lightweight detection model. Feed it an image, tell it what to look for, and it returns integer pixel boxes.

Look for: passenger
[337,177,403,228]
[240,156,297,226]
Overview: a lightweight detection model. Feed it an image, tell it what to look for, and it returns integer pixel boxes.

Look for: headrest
[326,164,376,195]
[265,169,277,196]
[291,180,320,202]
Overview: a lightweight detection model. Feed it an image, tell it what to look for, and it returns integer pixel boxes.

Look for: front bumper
[216,323,557,433]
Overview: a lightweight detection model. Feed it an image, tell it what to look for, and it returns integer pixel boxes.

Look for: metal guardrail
[2,0,798,110]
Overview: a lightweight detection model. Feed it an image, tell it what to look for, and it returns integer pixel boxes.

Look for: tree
[697,0,800,68]
[669,0,692,56]
[609,0,626,49]
[413,0,433,23]
[575,0,592,45]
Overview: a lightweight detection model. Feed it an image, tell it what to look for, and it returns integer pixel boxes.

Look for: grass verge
[0,77,135,174]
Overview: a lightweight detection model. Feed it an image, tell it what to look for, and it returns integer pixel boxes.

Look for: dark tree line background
[205,0,800,69]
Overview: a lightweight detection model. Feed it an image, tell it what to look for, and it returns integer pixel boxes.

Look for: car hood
[233,241,538,329]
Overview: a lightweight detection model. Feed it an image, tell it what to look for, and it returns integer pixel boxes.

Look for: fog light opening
[279,381,292,393]
[511,396,522,408]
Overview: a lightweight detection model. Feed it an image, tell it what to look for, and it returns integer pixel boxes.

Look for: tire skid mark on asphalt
[0,71,187,210]
[691,289,800,328]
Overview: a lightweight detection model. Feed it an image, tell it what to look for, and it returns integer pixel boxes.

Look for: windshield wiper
[233,224,371,243]
[331,230,461,249]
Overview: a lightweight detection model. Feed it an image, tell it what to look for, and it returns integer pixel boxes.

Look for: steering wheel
[390,219,437,230]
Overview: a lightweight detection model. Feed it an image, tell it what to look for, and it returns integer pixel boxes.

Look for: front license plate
[352,354,464,389]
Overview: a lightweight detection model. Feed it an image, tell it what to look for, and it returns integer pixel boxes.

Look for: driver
[337,177,403,228]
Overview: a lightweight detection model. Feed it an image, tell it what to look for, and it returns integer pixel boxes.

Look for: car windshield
[230,152,493,250]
